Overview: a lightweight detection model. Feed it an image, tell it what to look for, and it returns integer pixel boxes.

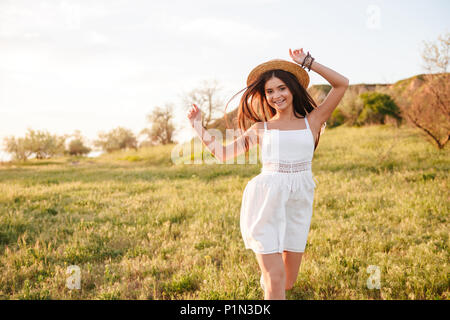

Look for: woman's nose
[272,94,281,100]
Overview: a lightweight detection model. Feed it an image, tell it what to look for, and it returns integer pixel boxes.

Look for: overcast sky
[0,0,449,160]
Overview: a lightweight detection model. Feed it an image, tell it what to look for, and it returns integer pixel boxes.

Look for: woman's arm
[188,104,260,163]
[290,48,349,125]
[192,122,260,163]
[310,60,349,88]
[309,60,349,124]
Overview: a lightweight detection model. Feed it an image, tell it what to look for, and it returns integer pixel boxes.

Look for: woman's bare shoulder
[244,122,264,139]
[241,121,263,132]
[252,122,264,130]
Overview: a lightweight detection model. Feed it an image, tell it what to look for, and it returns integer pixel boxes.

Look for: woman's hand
[187,104,203,127]
[289,48,308,65]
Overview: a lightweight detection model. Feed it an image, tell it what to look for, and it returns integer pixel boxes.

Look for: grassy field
[0,124,448,300]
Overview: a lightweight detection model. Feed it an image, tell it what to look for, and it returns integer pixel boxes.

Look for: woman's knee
[265,268,285,285]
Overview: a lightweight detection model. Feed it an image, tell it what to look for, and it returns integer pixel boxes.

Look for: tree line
[2,79,225,161]
[2,33,449,161]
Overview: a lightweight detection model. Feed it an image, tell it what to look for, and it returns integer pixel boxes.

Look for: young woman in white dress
[187,48,349,300]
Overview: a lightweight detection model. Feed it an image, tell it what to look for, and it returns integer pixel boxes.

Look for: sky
[0,0,449,160]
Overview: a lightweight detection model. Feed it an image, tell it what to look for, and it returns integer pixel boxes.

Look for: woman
[187,48,349,300]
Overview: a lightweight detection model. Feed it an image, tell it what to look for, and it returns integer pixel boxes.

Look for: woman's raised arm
[289,48,349,125]
[188,104,260,163]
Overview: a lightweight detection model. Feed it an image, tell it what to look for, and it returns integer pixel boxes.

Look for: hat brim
[247,59,310,89]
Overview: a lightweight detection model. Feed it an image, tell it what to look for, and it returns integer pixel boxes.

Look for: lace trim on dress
[261,160,312,173]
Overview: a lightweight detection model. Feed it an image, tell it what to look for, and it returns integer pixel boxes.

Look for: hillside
[209,73,449,131]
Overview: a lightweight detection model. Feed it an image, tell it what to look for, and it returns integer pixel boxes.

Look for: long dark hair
[225,69,319,151]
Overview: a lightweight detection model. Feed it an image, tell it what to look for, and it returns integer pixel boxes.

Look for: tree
[421,33,449,74]
[403,32,450,149]
[183,79,224,129]
[2,128,67,160]
[27,128,68,159]
[3,136,33,161]
[67,130,92,156]
[139,104,176,146]
[93,127,138,153]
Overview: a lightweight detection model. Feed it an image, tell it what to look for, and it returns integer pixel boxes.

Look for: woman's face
[264,76,293,112]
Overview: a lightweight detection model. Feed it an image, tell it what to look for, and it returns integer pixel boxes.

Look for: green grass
[0,124,448,300]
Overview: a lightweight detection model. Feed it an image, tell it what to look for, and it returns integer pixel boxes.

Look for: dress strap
[264,122,267,131]
[304,116,310,130]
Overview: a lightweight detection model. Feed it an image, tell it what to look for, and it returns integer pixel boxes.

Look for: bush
[68,138,91,156]
[328,108,347,128]
[357,92,402,126]
[65,130,92,156]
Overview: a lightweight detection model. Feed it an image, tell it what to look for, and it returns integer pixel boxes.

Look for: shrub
[357,92,402,126]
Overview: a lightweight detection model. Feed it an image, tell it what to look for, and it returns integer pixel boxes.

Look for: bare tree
[403,33,450,149]
[183,79,224,128]
[422,33,449,74]
[140,104,176,145]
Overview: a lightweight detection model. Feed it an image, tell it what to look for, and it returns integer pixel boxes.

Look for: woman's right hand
[187,104,202,127]
[289,48,308,65]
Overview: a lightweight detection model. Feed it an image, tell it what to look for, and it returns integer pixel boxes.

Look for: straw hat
[246,59,310,89]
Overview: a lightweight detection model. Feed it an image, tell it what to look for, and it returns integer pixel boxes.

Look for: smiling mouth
[274,99,285,106]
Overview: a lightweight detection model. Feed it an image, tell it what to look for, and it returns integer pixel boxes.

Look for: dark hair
[225,69,319,151]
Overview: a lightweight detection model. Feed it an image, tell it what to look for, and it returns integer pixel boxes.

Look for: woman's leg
[255,252,286,300]
[282,251,303,290]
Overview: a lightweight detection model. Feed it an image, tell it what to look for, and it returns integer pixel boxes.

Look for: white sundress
[240,115,318,254]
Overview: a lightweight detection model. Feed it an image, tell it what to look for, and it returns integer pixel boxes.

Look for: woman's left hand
[289,48,308,65]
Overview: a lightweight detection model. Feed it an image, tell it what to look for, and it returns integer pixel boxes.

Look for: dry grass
[0,124,448,299]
